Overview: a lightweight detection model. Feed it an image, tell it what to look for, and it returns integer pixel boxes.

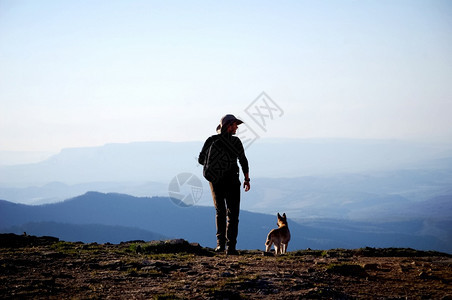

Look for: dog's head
[277,213,288,227]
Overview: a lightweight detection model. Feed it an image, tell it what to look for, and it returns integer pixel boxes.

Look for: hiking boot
[226,248,239,256]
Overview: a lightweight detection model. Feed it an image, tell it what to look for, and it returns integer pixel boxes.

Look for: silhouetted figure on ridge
[198,114,250,255]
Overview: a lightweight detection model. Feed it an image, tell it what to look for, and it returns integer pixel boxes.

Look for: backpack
[203,136,233,183]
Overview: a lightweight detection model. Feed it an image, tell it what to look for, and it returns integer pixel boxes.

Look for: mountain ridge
[1,191,450,253]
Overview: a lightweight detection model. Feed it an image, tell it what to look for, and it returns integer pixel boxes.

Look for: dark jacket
[198,133,249,179]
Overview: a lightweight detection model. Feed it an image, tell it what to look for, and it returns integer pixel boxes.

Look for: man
[198,114,250,255]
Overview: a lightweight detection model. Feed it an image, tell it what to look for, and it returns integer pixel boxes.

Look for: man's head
[216,114,243,134]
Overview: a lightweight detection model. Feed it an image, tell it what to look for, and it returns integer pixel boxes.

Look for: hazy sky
[1,0,451,152]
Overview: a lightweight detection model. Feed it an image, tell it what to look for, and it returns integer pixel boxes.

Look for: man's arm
[243,173,250,191]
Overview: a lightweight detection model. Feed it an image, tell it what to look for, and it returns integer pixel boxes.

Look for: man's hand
[243,181,250,192]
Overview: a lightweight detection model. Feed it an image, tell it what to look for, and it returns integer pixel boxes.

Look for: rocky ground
[1,234,451,299]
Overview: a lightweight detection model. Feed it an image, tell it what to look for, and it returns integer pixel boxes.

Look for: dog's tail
[265,231,272,245]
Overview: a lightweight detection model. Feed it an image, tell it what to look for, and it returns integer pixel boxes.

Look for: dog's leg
[274,244,280,255]
[265,241,272,253]
[282,243,287,254]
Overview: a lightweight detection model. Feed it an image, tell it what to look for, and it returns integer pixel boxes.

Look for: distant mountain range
[1,138,451,186]
[1,139,451,252]
[242,170,452,219]
[1,192,451,253]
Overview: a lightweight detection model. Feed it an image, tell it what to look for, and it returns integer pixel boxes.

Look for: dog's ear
[282,213,286,219]
[277,213,281,218]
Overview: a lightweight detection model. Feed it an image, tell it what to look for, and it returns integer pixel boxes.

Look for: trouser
[209,177,241,249]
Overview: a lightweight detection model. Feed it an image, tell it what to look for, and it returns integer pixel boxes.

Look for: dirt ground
[1,234,451,299]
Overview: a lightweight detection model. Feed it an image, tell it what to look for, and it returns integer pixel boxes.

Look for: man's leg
[225,179,241,253]
[210,182,226,251]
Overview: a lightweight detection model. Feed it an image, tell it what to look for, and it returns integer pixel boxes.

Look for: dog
[265,213,291,255]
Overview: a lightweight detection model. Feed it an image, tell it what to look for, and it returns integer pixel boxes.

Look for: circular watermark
[168,172,203,207]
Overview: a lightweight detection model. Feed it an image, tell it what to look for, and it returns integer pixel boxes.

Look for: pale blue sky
[1,0,451,152]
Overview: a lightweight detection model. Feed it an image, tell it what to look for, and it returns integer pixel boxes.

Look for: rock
[363,263,379,270]
[326,263,369,278]
[220,271,235,278]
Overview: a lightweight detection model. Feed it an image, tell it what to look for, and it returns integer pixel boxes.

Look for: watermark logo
[234,118,260,150]
[168,172,203,207]
[245,91,284,132]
